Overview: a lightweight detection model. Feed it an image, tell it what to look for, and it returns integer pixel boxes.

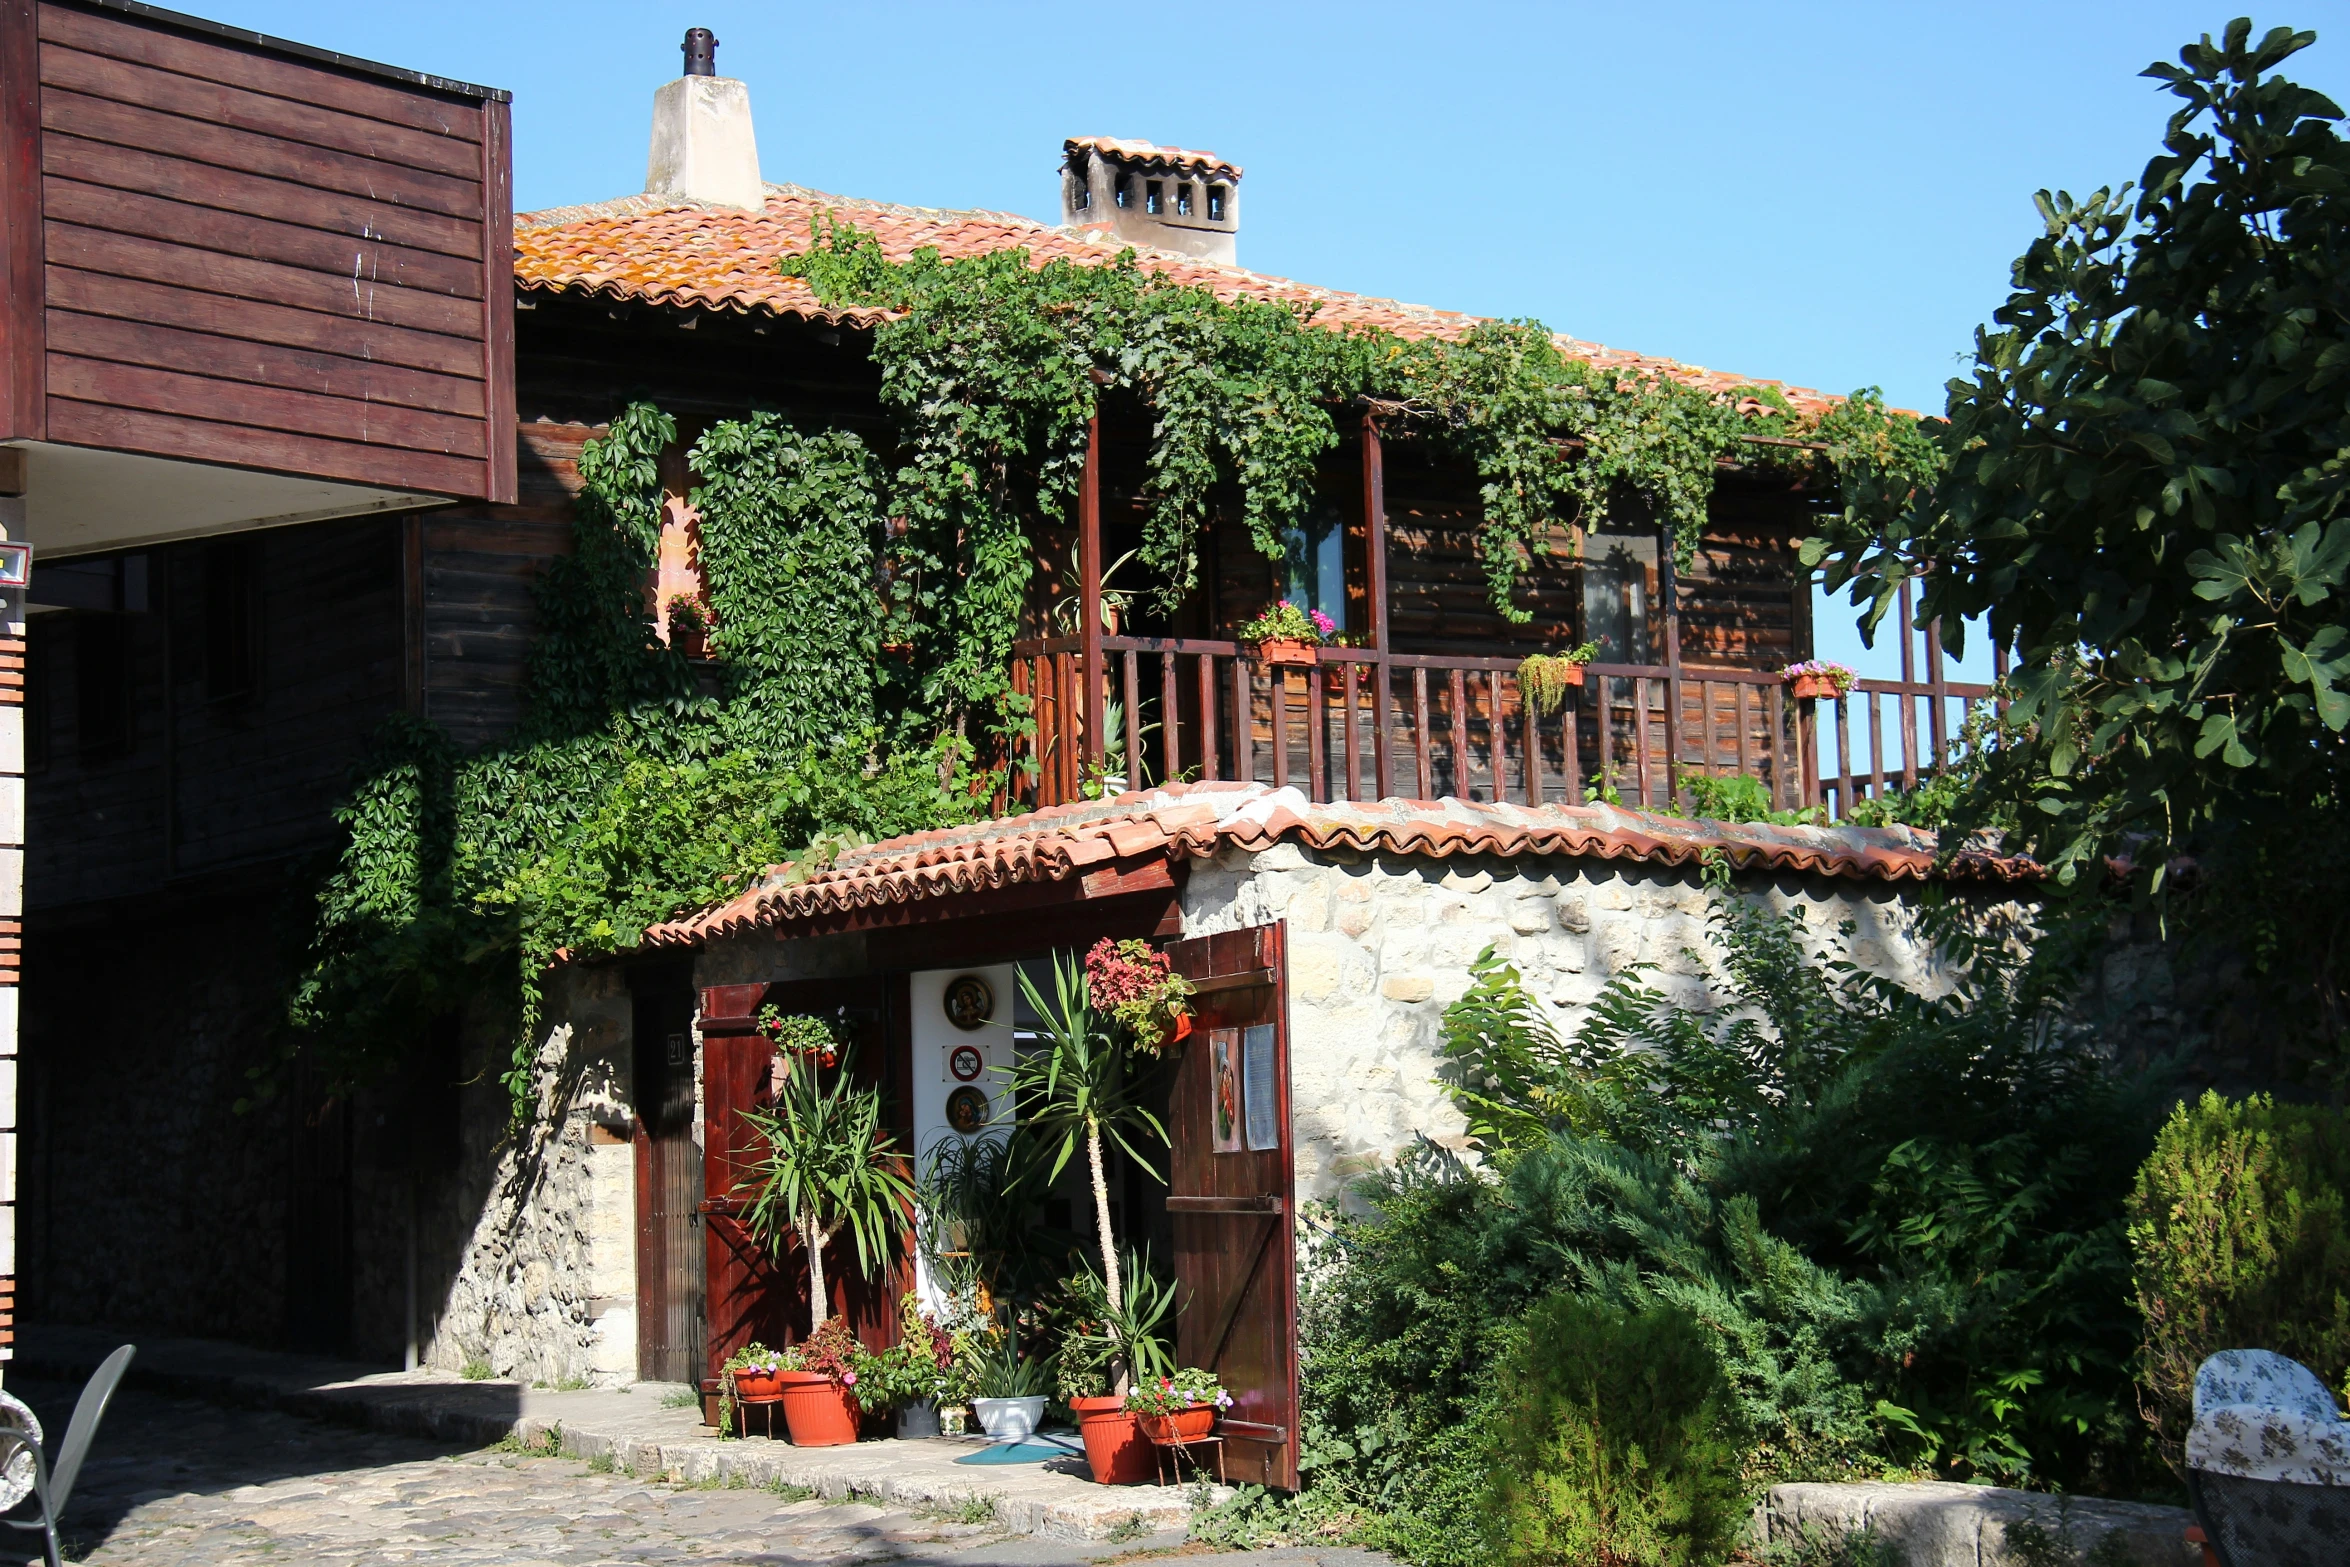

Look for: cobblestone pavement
[4,1378,1387,1567]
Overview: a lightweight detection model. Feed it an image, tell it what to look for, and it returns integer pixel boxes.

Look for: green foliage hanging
[781,217,1929,634]
[282,403,987,1122]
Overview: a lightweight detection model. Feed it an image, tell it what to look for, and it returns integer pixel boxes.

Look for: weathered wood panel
[11,0,514,500]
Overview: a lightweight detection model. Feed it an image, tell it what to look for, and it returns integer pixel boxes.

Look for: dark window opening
[74,612,133,762]
[1114,174,1133,209]
[1176,183,1193,217]
[1208,185,1227,222]
[1145,180,1163,215]
[203,538,262,705]
[1072,176,1091,211]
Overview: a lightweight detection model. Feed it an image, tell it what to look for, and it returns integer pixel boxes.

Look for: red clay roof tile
[512,184,1841,414]
[640,782,2033,949]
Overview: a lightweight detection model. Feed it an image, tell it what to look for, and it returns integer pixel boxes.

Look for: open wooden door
[697,975,912,1407]
[1166,922,1298,1490]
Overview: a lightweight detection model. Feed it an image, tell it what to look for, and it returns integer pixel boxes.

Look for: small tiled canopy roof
[1064,136,1242,180]
[641,782,2033,950]
[513,184,1840,416]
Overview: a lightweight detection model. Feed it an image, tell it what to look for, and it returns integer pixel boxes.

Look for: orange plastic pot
[1787,673,1842,701]
[1138,1407,1215,1443]
[730,1367,786,1402]
[777,1370,860,1446]
[1069,1396,1153,1484]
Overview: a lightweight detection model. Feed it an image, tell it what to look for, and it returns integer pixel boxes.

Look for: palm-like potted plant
[737,1032,915,1446]
[1012,954,1170,1481]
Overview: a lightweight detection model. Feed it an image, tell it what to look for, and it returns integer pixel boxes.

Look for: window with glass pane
[1580,530,1656,664]
[1281,501,1346,626]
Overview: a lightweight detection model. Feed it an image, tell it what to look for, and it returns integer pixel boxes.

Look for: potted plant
[718,1342,789,1437]
[736,1034,915,1446]
[1782,660,1857,701]
[968,1334,1051,1441]
[756,1005,840,1070]
[665,592,712,660]
[1518,642,1600,717]
[1125,1367,1232,1443]
[1058,1257,1177,1485]
[1083,938,1195,1056]
[1237,601,1333,668]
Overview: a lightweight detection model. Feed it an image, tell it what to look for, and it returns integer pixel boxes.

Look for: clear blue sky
[198,1,2350,692]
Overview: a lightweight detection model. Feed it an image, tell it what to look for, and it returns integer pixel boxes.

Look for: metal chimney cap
[682,28,718,77]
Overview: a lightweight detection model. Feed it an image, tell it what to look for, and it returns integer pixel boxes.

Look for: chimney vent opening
[1145,180,1164,215]
[1114,174,1132,209]
[1176,183,1194,217]
[682,27,717,76]
[1208,185,1226,222]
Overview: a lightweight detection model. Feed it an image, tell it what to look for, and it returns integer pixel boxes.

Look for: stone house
[433,781,2027,1487]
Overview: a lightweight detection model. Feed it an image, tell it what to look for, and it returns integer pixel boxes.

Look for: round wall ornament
[949,1044,985,1082]
[945,1085,991,1134]
[943,974,993,1031]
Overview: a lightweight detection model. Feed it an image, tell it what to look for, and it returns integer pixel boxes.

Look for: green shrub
[1489,1294,1745,1567]
[2127,1090,2350,1466]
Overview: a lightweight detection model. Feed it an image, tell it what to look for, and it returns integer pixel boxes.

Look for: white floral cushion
[2188,1349,2350,1486]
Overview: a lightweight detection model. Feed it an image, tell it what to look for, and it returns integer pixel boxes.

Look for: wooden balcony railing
[1005,636,1993,823]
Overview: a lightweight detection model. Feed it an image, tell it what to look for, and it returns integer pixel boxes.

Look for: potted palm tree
[1012,954,1170,1482]
[737,1031,915,1446]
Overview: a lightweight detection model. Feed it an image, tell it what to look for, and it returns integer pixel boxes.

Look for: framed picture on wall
[1210,1027,1243,1154]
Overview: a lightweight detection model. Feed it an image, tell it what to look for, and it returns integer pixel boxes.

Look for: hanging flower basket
[1085,939,1196,1056]
[1239,602,1334,669]
[1783,661,1857,702]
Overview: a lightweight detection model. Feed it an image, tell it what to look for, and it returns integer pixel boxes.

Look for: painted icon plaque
[943,974,993,1031]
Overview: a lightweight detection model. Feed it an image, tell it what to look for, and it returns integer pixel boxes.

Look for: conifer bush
[1488,1294,1745,1567]
[2127,1091,2350,1466]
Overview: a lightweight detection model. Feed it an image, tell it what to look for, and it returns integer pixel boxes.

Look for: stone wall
[1179,841,1966,1201]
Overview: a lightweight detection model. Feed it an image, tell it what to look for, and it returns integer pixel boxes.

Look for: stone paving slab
[17,1326,1227,1543]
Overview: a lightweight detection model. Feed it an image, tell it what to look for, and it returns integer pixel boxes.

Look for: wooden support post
[1660,532,1683,810]
[1448,669,1470,801]
[1080,413,1105,773]
[1199,654,1220,781]
[1363,412,1392,800]
[1925,615,1948,769]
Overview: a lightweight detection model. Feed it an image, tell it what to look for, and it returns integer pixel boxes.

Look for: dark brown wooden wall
[25,516,403,911]
[8,0,513,500]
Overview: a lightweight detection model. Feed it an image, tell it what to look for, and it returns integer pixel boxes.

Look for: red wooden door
[1166,922,1298,1490]
[698,975,911,1395]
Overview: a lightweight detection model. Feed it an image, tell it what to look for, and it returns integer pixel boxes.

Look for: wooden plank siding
[6,0,513,500]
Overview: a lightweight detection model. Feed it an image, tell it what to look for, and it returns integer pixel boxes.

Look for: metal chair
[2185,1348,2350,1567]
[0,1344,136,1567]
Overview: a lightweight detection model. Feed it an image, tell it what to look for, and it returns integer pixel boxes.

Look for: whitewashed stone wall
[1180,842,1961,1202]
[427,964,639,1386]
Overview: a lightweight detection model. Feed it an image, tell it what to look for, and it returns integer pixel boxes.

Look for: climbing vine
[279,224,1938,1126]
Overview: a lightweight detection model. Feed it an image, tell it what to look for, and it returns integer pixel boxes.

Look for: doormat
[952,1433,1083,1466]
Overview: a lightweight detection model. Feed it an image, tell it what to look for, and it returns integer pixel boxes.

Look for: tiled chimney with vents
[645,27,764,211]
[1061,137,1242,265]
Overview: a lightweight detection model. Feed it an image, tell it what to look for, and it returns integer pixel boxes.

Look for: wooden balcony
[1007,635,1993,823]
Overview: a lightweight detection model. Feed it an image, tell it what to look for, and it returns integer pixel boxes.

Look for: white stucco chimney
[645,27,764,211]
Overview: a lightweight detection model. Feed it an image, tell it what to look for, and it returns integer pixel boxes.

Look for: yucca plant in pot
[1012,954,1171,1480]
[737,1030,915,1445]
[1056,1254,1178,1484]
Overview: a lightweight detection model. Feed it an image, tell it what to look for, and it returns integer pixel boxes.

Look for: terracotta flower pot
[674,625,708,661]
[1069,1395,1154,1484]
[1138,1407,1215,1443]
[777,1370,860,1446]
[1249,637,1318,669]
[1787,673,1843,701]
[1555,662,1587,687]
[729,1367,786,1402]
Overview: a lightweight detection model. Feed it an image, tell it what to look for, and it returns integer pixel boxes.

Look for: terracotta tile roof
[641,782,2033,949]
[512,184,1840,414]
[1064,136,1242,180]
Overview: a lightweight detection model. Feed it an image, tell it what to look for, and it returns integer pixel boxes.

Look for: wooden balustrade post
[1835,696,1852,824]
[1306,665,1327,801]
[1661,531,1683,809]
[1199,653,1220,780]
[1079,412,1104,776]
[1633,676,1653,808]
[1159,650,1178,784]
[1925,614,1948,770]
[1448,669,1470,801]
[1232,656,1253,784]
[1270,667,1290,790]
[1413,668,1432,799]
[1121,648,1140,790]
[1765,683,1786,812]
[1343,662,1362,801]
[1563,683,1582,805]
